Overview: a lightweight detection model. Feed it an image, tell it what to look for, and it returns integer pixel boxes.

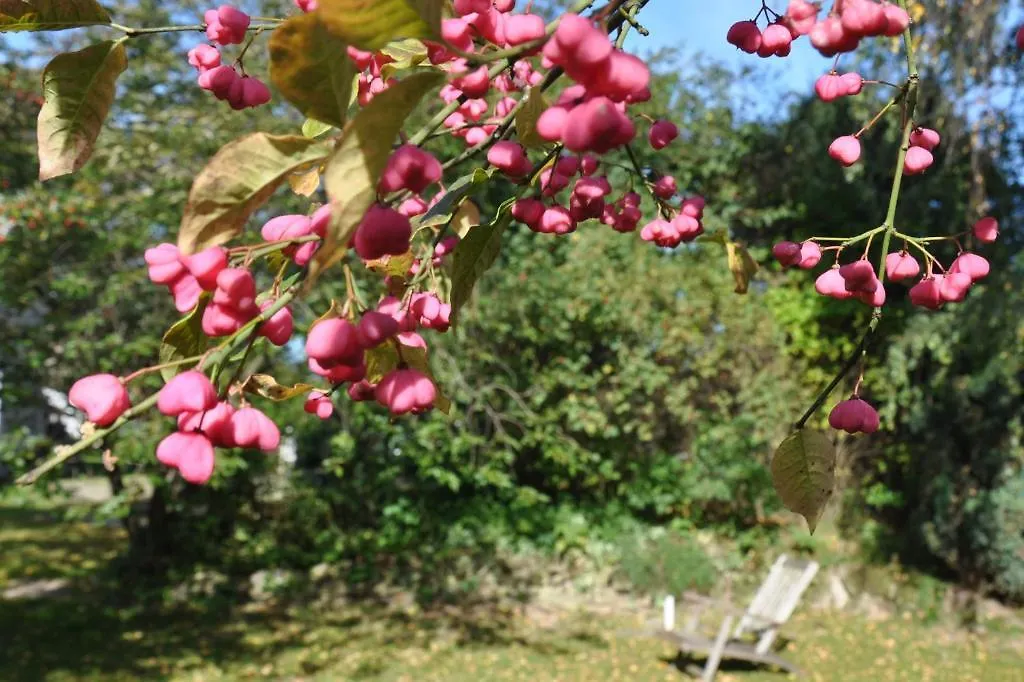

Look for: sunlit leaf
[726,240,759,294]
[452,199,481,239]
[288,163,321,197]
[242,374,316,401]
[770,429,836,533]
[178,134,332,255]
[37,40,126,180]
[270,12,354,129]
[318,0,442,51]
[0,0,110,32]
[301,118,334,138]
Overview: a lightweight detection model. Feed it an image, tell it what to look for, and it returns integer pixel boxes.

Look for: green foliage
[317,0,443,51]
[616,529,716,597]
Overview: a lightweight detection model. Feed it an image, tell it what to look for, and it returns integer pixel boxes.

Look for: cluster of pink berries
[773,216,998,312]
[157,371,279,484]
[304,294,447,416]
[829,123,939,173]
[143,242,293,344]
[534,14,650,152]
[728,1,910,60]
[187,6,270,110]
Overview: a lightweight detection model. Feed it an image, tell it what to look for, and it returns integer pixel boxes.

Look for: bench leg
[701,614,734,682]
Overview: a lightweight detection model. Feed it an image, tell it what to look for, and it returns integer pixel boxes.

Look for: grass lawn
[1,503,1021,682]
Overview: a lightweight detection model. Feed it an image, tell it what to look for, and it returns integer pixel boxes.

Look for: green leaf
[365,251,414,278]
[417,168,491,229]
[36,40,126,181]
[242,374,316,402]
[158,300,209,382]
[269,12,355,130]
[309,70,444,286]
[0,0,110,32]
[177,133,332,255]
[365,343,400,383]
[450,197,515,320]
[318,0,442,51]
[378,38,429,79]
[515,87,548,149]
[302,118,334,138]
[770,429,836,533]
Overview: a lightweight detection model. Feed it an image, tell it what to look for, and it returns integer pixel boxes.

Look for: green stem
[122,355,204,383]
[17,393,160,486]
[793,0,919,430]
[109,22,279,37]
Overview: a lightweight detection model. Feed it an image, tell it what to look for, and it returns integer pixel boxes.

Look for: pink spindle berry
[170,274,203,313]
[909,127,940,151]
[903,146,933,174]
[304,392,334,420]
[357,311,400,348]
[950,253,990,282]
[178,401,235,447]
[294,0,317,12]
[259,302,294,346]
[785,0,819,35]
[157,432,216,484]
[306,318,362,366]
[204,5,250,46]
[881,3,911,36]
[230,407,280,451]
[68,374,130,426]
[188,44,221,72]
[504,13,545,45]
[512,198,544,227]
[454,66,491,98]
[375,369,437,415]
[653,175,677,199]
[758,24,793,58]
[487,141,532,178]
[145,243,186,284]
[841,0,888,37]
[828,398,880,434]
[1017,26,1024,51]
[828,135,861,166]
[815,73,843,102]
[815,268,854,300]
[839,72,863,95]
[772,241,803,267]
[648,119,679,150]
[838,260,878,293]
[727,20,762,53]
[538,206,576,235]
[157,371,217,416]
[884,252,921,282]
[798,241,822,269]
[353,205,412,261]
[348,380,376,402]
[972,217,998,243]
[909,277,944,310]
[379,145,443,194]
[940,271,973,303]
[182,246,227,291]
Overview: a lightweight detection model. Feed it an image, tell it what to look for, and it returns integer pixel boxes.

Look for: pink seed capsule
[157,371,217,416]
[828,135,861,166]
[69,374,131,426]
